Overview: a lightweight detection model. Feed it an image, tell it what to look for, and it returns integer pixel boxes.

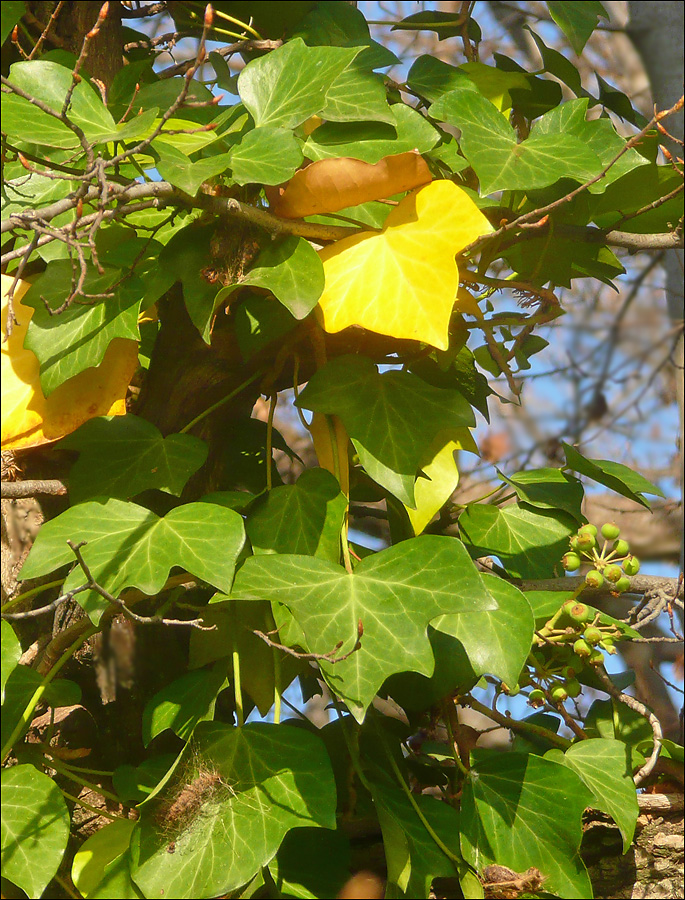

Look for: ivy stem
[231,603,244,728]
[47,756,121,804]
[1,578,65,613]
[331,697,372,793]
[1,625,98,763]
[374,719,464,867]
[180,368,265,434]
[465,697,572,750]
[442,700,471,780]
[266,390,277,492]
[61,789,123,821]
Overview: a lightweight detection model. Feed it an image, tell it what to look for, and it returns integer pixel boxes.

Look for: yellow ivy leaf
[308,412,349,497]
[1,275,138,450]
[405,428,479,535]
[317,180,493,351]
[459,62,530,113]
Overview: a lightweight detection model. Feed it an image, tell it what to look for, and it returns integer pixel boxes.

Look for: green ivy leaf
[433,574,534,688]
[233,535,498,720]
[217,235,325,320]
[130,721,337,899]
[321,63,394,124]
[562,443,665,508]
[547,1,608,55]
[289,1,398,69]
[238,39,359,129]
[246,468,347,561]
[407,55,476,104]
[0,1,24,44]
[158,224,217,343]
[430,90,602,193]
[584,698,652,771]
[526,27,583,95]
[2,173,76,224]
[4,60,117,147]
[229,126,304,185]
[531,98,648,191]
[59,415,208,503]
[154,142,233,195]
[499,468,585,523]
[268,827,351,899]
[589,165,683,233]
[459,502,577,578]
[304,104,439,164]
[72,819,142,900]
[22,262,141,394]
[460,750,593,898]
[234,292,298,360]
[19,499,245,624]
[1,764,71,900]
[142,662,228,746]
[371,781,464,897]
[1,620,21,704]
[503,234,624,288]
[561,739,638,851]
[296,356,475,507]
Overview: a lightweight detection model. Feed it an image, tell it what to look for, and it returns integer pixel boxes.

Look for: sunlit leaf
[233,535,498,720]
[2,276,137,450]
[1,765,71,899]
[547,1,608,54]
[269,151,432,219]
[228,126,304,185]
[296,355,475,507]
[1,620,21,704]
[562,443,664,508]
[316,181,493,351]
[72,819,141,899]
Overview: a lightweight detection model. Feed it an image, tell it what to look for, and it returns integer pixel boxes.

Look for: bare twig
[253,620,364,664]
[27,1,67,58]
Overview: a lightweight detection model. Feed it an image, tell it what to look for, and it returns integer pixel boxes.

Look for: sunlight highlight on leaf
[1,276,138,450]
[316,180,493,350]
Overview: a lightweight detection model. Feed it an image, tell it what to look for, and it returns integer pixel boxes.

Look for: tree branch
[2,479,68,499]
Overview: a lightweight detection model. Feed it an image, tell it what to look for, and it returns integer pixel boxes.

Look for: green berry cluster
[562,522,640,592]
[502,598,626,710]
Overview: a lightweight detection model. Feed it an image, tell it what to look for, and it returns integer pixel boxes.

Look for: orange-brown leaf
[269,151,432,219]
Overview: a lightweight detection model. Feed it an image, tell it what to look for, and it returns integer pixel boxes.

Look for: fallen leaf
[2,275,138,450]
[316,180,493,350]
[269,151,432,218]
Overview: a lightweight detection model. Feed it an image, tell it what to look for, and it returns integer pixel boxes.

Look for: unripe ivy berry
[550,683,568,702]
[561,600,592,624]
[603,564,623,584]
[564,679,582,698]
[561,664,580,679]
[578,523,598,537]
[600,638,616,655]
[562,552,581,572]
[584,626,603,645]
[601,522,620,540]
[575,533,596,552]
[589,648,605,666]
[585,570,604,588]
[623,555,640,576]
[573,638,592,658]
[613,539,630,557]
[614,576,632,593]
[528,689,546,704]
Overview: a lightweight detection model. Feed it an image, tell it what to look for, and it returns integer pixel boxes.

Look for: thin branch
[27,1,67,58]
[1,480,68,499]
[253,620,364,664]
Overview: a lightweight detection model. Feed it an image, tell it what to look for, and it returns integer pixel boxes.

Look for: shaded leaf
[431,90,602,193]
[503,234,624,289]
[233,535,498,720]
[296,355,475,507]
[305,104,440,164]
[238,39,359,129]
[1,620,21,704]
[460,750,593,898]
[268,827,351,899]
[407,55,475,104]
[0,2,24,44]
[562,739,638,851]
[547,1,608,54]
[131,721,336,899]
[60,415,207,503]
[1,764,71,900]
[500,468,585,523]
[269,151,432,219]
[562,442,664,508]
[316,181,493,352]
[584,699,652,771]
[527,27,583,95]
[2,276,137,450]
[246,467,347,561]
[19,498,245,624]
[217,236,324,320]
[459,502,577,578]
